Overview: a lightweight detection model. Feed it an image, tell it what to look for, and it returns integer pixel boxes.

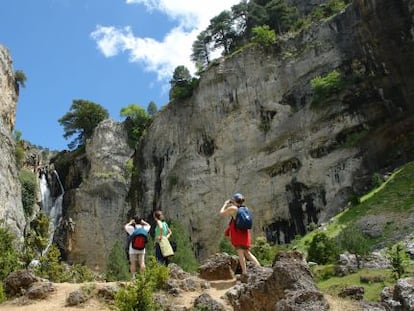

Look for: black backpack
[129,227,148,250]
[235,206,253,230]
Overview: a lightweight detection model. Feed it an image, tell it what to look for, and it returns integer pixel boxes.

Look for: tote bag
[159,236,174,257]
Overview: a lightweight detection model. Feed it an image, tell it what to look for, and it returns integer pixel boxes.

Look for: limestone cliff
[0,46,26,238]
[136,0,414,260]
[54,120,134,271]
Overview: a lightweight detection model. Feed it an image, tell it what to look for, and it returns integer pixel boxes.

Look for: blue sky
[0,0,240,150]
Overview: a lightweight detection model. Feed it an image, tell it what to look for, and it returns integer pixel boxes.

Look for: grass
[317,269,395,301]
[292,161,414,253]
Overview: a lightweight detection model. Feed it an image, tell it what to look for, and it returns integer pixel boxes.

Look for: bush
[386,242,410,279]
[307,231,338,264]
[252,25,277,47]
[35,245,65,282]
[0,223,21,281]
[168,221,199,272]
[311,70,344,106]
[114,257,168,311]
[0,283,6,303]
[336,225,371,268]
[62,264,96,283]
[19,169,37,217]
[219,237,235,255]
[106,241,130,281]
[251,236,277,265]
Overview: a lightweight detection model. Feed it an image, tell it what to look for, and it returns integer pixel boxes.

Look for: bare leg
[237,248,247,274]
[130,255,137,279]
[137,254,145,272]
[245,250,261,267]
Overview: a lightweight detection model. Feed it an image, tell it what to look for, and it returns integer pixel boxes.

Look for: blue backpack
[235,206,253,230]
[129,227,148,250]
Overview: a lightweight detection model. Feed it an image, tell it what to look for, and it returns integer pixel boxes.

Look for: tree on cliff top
[58,99,109,150]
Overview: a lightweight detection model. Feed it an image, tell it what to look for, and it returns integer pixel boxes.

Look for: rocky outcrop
[0,45,25,238]
[225,251,328,311]
[137,0,414,261]
[57,119,134,271]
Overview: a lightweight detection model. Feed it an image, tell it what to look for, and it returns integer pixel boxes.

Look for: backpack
[129,227,148,250]
[235,206,253,230]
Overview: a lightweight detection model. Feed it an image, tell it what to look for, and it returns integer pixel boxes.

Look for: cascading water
[39,170,64,255]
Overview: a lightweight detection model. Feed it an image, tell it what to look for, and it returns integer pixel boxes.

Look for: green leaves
[58,99,109,150]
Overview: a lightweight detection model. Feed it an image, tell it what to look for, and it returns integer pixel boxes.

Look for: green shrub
[19,169,37,217]
[114,258,168,311]
[252,25,277,47]
[336,225,371,268]
[168,221,199,272]
[307,231,339,264]
[35,245,65,282]
[106,241,130,281]
[0,283,6,303]
[62,264,96,283]
[386,242,410,279]
[251,236,277,265]
[311,264,336,281]
[311,70,344,106]
[0,223,21,281]
[219,237,235,255]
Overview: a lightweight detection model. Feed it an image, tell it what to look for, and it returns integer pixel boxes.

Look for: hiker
[124,216,151,279]
[153,210,173,266]
[220,193,260,276]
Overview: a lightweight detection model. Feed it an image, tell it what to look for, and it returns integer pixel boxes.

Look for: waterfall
[39,170,64,255]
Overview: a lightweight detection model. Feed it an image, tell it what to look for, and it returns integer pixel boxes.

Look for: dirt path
[0,280,233,311]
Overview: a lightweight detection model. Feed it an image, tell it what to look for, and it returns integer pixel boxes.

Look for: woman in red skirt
[220,193,260,275]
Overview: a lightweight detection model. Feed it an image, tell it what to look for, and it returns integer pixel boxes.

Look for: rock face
[0,45,26,238]
[57,119,134,271]
[137,0,414,261]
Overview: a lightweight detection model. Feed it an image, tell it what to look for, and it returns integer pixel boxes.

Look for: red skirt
[225,218,251,249]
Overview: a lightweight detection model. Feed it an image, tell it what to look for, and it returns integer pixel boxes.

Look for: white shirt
[125,223,151,255]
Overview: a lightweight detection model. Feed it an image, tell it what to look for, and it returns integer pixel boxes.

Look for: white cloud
[91,0,240,82]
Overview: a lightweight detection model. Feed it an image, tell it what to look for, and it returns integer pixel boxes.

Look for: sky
[0,0,240,150]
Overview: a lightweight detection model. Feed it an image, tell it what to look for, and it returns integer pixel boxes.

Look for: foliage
[114,257,168,311]
[147,101,158,117]
[311,70,344,106]
[106,241,130,281]
[207,10,236,55]
[0,222,21,281]
[169,66,199,102]
[14,130,25,169]
[62,264,96,283]
[251,25,277,47]
[0,283,6,303]
[386,242,410,279]
[14,70,27,88]
[35,245,65,282]
[169,221,199,272]
[292,161,414,254]
[120,104,151,148]
[191,30,212,70]
[311,264,336,281]
[19,169,37,217]
[335,225,371,267]
[250,236,277,265]
[219,237,235,255]
[21,212,50,267]
[58,99,109,150]
[317,268,394,302]
[310,0,347,22]
[307,231,339,264]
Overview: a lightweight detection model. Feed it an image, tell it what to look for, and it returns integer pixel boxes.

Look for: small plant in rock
[311,69,344,106]
[386,242,410,279]
[114,258,168,311]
